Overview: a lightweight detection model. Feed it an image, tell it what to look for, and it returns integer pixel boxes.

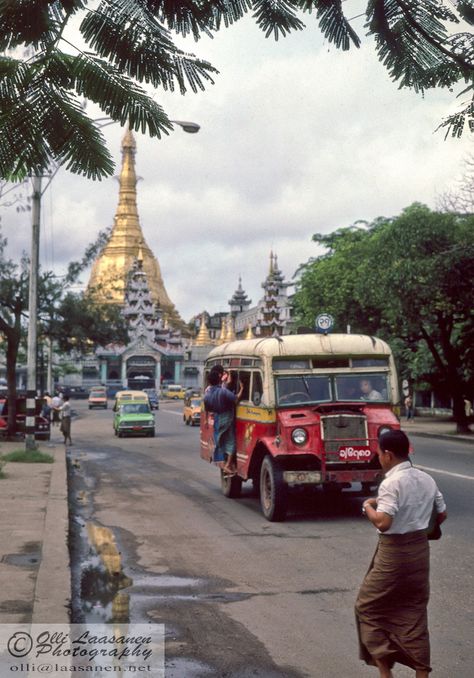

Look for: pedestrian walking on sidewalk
[355,429,447,678]
[60,395,72,446]
[404,394,414,420]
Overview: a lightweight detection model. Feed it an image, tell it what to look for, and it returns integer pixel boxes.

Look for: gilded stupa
[87,128,182,327]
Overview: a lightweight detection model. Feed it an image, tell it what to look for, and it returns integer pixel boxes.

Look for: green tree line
[293,203,474,432]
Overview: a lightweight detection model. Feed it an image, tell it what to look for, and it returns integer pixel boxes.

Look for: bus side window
[251,372,263,406]
[238,371,251,401]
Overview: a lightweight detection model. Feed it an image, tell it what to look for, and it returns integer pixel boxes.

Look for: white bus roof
[206,334,393,360]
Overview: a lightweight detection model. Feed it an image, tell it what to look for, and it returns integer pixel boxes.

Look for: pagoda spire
[87,128,183,328]
[194,315,212,346]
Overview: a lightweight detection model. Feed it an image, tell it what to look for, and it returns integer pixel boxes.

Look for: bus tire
[260,455,287,522]
[221,470,242,498]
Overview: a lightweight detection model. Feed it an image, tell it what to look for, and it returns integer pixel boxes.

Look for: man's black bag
[427,504,442,540]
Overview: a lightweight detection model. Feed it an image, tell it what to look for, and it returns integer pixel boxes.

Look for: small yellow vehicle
[162,384,186,400]
[183,396,202,426]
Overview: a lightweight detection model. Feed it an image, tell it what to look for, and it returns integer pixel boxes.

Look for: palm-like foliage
[0,0,473,182]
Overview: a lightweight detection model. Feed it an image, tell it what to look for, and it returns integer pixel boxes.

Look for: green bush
[1,449,54,463]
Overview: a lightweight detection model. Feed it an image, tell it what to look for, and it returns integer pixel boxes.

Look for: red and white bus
[200,333,401,521]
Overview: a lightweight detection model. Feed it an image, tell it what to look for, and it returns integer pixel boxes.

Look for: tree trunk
[452,390,472,434]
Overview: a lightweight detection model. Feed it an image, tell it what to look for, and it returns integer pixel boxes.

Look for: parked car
[88,386,108,409]
[162,384,186,399]
[67,386,88,399]
[113,401,155,437]
[183,396,201,426]
[143,389,159,410]
[0,396,51,440]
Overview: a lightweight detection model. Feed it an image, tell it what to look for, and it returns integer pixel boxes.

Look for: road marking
[416,465,474,481]
[161,409,182,417]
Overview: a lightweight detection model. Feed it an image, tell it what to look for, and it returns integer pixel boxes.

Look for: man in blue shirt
[204,368,243,476]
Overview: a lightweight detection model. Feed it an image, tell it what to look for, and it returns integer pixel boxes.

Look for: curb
[406,430,474,445]
[32,444,70,623]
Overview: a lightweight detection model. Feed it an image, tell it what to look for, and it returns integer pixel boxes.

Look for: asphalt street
[66,399,474,678]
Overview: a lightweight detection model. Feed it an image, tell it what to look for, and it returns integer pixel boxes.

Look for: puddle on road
[131,574,203,589]
[166,657,213,677]
[79,523,133,623]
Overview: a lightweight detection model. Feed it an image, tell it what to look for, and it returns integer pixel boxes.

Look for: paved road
[67,400,474,678]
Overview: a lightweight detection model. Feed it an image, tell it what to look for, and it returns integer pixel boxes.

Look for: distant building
[198,251,293,343]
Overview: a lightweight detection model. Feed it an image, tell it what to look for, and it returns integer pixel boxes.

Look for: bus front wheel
[260,455,287,522]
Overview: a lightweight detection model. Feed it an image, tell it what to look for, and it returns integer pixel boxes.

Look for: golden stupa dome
[87,128,182,327]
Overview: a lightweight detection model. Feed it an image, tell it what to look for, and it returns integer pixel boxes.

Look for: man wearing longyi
[355,430,447,678]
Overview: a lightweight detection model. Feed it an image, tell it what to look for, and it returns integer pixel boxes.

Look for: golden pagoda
[87,128,182,327]
[244,323,254,340]
[219,317,229,344]
[227,316,236,342]
[194,315,212,346]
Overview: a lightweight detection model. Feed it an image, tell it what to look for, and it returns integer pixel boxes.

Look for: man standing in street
[355,430,447,678]
[59,395,72,446]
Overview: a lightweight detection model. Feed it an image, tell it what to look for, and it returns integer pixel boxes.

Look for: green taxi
[113,401,155,438]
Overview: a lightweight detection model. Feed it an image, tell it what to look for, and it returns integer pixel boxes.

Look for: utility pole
[25,173,42,452]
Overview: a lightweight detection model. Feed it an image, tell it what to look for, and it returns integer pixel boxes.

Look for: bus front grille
[321,414,368,462]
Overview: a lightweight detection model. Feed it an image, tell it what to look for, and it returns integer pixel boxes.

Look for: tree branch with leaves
[1,0,474,184]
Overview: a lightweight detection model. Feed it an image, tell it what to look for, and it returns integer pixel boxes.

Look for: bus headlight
[291,428,308,446]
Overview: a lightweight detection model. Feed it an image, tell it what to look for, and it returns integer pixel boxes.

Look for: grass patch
[1,449,54,463]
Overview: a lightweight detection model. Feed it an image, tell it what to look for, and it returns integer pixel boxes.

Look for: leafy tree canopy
[1,0,474,182]
[293,203,474,430]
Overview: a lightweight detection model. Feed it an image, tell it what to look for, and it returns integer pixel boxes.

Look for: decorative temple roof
[228,276,251,314]
[87,128,183,328]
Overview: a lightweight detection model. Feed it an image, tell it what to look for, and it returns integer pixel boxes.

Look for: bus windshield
[276,375,331,406]
[275,372,390,406]
[334,373,389,402]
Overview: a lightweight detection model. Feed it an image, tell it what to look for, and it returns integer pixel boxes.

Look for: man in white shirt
[355,429,447,678]
[51,392,62,426]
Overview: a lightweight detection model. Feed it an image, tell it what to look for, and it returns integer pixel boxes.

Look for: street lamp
[93,118,200,134]
[171,120,200,134]
[23,117,200,451]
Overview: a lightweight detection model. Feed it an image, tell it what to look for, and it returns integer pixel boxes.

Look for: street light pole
[25,173,42,451]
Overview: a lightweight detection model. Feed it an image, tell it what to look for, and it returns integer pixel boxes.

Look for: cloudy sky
[2,5,473,322]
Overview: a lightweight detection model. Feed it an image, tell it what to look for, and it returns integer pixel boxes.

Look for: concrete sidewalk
[0,437,70,624]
